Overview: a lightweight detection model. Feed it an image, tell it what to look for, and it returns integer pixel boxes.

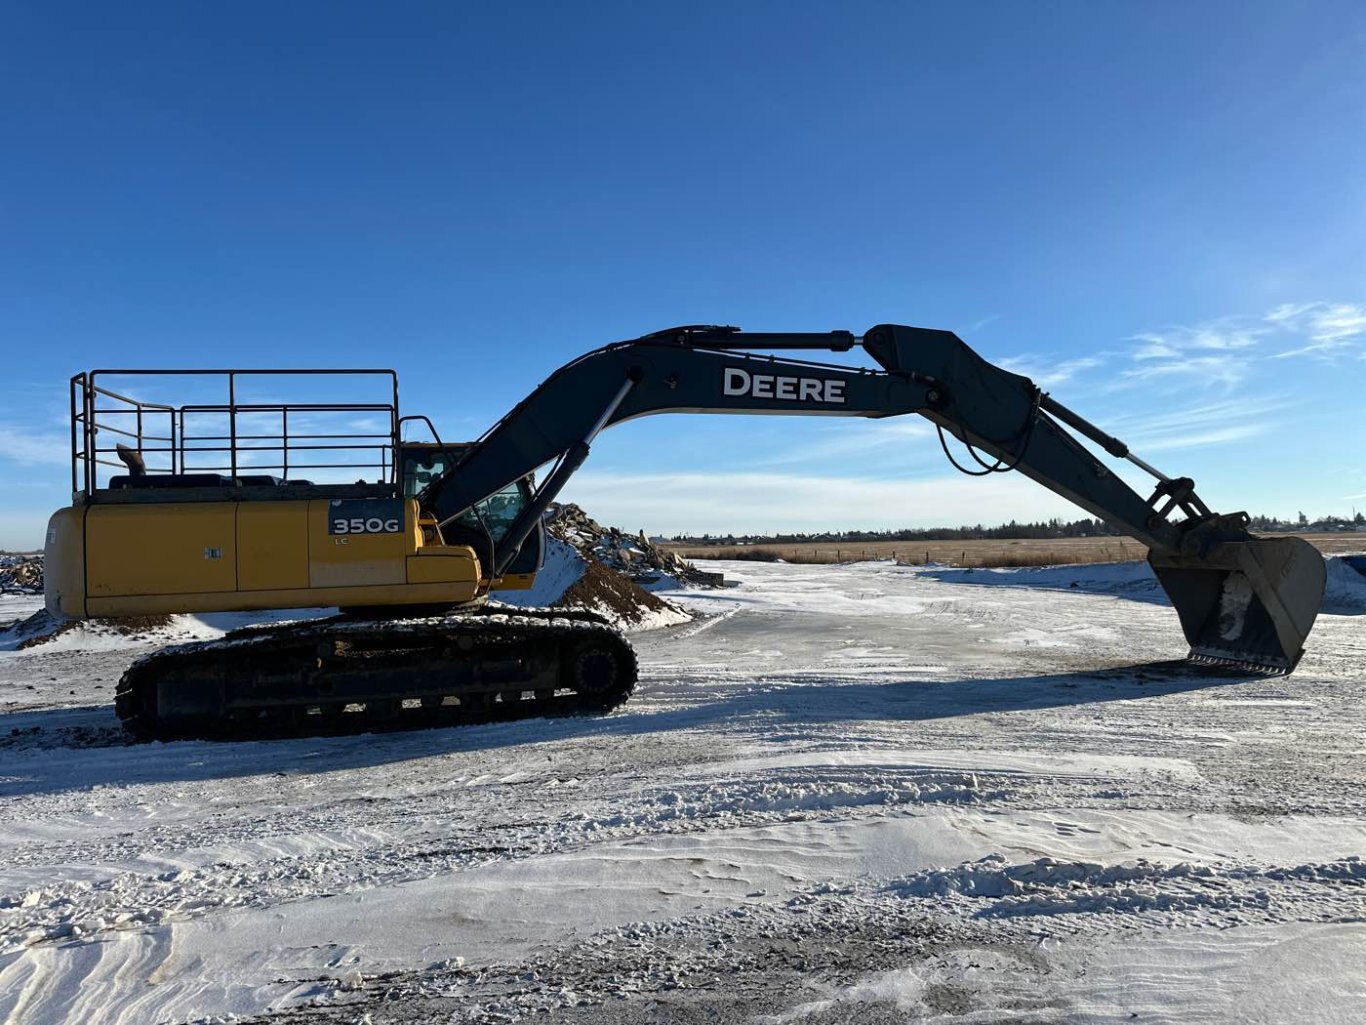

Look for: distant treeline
[671,512,1364,546]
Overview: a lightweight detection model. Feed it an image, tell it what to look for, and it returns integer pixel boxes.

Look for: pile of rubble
[546,504,718,588]
[0,554,42,594]
[493,504,719,629]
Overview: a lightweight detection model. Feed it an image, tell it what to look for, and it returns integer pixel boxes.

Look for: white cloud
[1100,396,1281,456]
[996,354,1104,388]
[966,314,1002,333]
[1116,299,1366,386]
[1264,302,1316,327]
[1134,326,1260,353]
[1119,353,1250,391]
[1133,422,1267,452]
[1131,337,1180,361]
[1116,319,1267,392]
[1266,301,1366,359]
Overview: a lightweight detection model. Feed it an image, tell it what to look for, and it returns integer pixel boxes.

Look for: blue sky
[3,2,1364,547]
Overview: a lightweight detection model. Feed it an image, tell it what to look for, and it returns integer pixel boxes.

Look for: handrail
[70,368,401,497]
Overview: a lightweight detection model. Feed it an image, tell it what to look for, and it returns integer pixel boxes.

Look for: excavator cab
[399,440,543,584]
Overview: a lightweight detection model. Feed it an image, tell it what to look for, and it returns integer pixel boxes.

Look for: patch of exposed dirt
[555,556,680,625]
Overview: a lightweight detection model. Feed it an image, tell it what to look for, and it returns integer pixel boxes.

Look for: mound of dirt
[555,556,689,629]
[496,503,704,629]
[546,504,716,588]
[494,536,691,630]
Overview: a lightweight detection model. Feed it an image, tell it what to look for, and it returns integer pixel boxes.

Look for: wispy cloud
[1132,325,1261,357]
[997,354,1104,388]
[1119,353,1251,391]
[1265,301,1366,359]
[1107,397,1282,453]
[1117,319,1265,392]
[1114,300,1366,390]
[966,314,1002,333]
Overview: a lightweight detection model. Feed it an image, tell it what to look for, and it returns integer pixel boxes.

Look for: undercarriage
[115,608,637,741]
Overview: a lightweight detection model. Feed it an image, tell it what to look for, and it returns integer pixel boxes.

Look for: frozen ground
[0,559,1363,1024]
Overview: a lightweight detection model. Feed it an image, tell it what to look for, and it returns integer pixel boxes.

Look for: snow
[917,557,1167,603]
[490,537,585,609]
[0,557,1362,1023]
[1324,553,1366,613]
[491,537,690,630]
[0,595,42,621]
[0,604,337,654]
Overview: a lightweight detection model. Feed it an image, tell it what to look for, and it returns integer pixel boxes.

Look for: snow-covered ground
[0,559,1363,1024]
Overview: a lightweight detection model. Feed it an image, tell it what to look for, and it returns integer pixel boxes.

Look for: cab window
[402,451,448,499]
[459,481,528,543]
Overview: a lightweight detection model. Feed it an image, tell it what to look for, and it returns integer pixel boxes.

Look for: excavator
[44,323,1327,740]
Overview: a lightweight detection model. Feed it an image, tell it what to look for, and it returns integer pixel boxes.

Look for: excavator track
[115,610,637,741]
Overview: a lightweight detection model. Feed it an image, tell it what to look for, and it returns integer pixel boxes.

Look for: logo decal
[723,367,846,404]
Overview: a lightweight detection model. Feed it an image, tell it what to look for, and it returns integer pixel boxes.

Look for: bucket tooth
[1150,536,1325,674]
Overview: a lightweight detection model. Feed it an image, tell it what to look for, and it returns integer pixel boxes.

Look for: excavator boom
[425,323,1325,672]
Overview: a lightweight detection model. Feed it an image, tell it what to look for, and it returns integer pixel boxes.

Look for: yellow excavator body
[45,495,535,620]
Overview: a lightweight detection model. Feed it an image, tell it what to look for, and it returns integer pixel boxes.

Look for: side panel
[68,497,484,617]
[308,498,409,588]
[238,502,310,591]
[406,550,481,586]
[86,504,237,597]
[44,506,87,618]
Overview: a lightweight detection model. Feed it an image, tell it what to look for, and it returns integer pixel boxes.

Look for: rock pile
[0,554,42,594]
[546,504,717,588]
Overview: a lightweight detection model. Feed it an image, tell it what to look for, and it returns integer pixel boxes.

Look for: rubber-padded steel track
[115,609,637,741]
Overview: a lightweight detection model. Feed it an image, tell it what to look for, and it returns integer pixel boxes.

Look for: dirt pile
[555,556,688,628]
[0,554,43,594]
[546,504,717,588]
[494,505,700,628]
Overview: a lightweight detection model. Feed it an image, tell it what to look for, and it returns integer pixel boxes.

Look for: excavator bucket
[1150,536,1326,673]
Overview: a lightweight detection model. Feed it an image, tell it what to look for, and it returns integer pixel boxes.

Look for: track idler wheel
[564,638,636,712]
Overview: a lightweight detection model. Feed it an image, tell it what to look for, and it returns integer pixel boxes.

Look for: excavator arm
[424,323,1325,673]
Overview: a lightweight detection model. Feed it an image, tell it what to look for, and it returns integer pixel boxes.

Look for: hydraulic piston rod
[1039,394,1171,482]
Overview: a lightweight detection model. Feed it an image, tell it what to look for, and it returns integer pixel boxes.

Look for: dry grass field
[668,533,1365,568]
